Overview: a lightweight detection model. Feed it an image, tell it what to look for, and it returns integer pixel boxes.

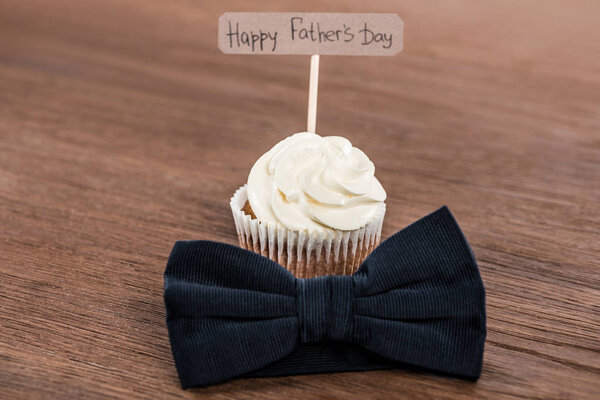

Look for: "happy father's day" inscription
[218,13,403,56]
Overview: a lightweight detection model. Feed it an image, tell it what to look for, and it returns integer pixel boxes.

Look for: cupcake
[230,132,386,278]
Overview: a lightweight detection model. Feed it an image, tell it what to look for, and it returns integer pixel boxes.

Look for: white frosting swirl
[247,132,386,231]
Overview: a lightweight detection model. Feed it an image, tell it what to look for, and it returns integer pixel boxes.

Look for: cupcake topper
[218,13,404,133]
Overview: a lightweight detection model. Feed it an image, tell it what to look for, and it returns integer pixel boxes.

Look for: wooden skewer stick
[306,54,320,133]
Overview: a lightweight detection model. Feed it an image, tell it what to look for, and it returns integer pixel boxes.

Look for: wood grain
[1,0,599,399]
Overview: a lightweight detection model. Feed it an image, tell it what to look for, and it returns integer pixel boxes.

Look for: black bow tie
[164,206,486,388]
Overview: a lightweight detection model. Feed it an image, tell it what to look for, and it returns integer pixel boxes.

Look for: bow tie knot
[296,275,354,343]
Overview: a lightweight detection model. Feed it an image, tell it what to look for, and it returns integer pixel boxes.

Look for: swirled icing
[246,132,386,231]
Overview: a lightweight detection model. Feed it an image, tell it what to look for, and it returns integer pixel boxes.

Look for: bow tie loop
[296,276,354,343]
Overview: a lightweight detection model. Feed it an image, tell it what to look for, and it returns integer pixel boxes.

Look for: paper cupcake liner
[230,185,385,278]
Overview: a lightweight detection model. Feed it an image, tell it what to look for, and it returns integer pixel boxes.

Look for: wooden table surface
[1,0,599,399]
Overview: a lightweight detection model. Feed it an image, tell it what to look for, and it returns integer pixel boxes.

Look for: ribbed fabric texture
[164,206,486,388]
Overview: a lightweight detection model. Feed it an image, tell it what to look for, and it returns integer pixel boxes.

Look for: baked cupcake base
[230,185,385,278]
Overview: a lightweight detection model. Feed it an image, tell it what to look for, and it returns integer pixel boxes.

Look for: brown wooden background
[1,0,599,399]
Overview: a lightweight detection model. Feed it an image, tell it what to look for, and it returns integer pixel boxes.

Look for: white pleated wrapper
[230,185,386,278]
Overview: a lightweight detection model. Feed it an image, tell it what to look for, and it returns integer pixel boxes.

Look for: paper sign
[218,13,403,56]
